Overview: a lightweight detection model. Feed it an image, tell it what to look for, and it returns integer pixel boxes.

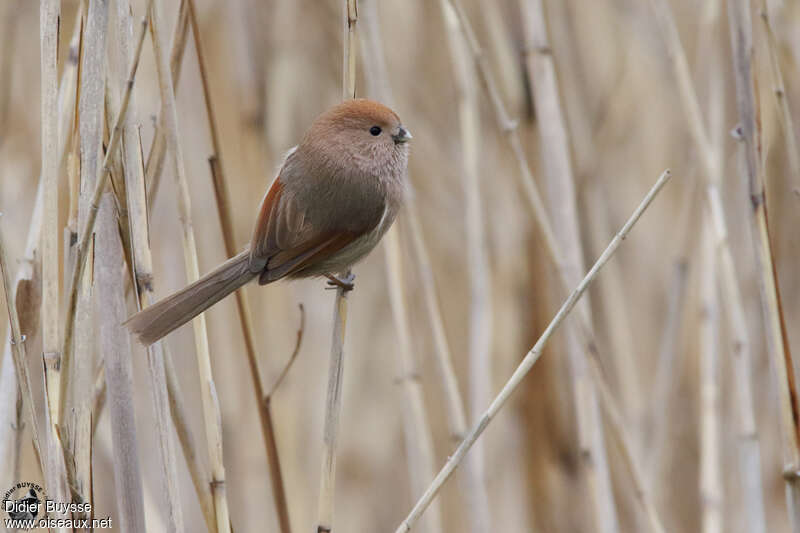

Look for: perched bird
[126,99,411,345]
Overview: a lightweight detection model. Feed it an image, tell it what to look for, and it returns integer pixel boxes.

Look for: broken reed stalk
[395,170,673,532]
[518,2,619,532]
[317,4,358,532]
[184,2,292,529]
[96,193,147,532]
[0,211,44,475]
[727,2,800,531]
[149,0,232,530]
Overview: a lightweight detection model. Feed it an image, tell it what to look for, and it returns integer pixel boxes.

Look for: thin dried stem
[185,3,292,529]
[395,170,673,532]
[444,0,664,529]
[758,3,800,186]
[519,2,619,531]
[149,0,232,530]
[263,305,306,533]
[728,2,800,530]
[316,3,358,532]
[699,224,722,533]
[645,1,769,529]
[61,0,110,507]
[61,7,150,414]
[384,226,444,533]
[96,193,147,532]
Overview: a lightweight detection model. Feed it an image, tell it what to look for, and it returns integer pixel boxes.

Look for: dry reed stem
[646,177,699,481]
[442,1,668,529]
[60,6,149,417]
[437,2,495,530]
[519,3,619,532]
[62,0,110,507]
[395,170,673,532]
[185,2,292,529]
[758,3,800,186]
[728,2,800,530]
[647,1,769,529]
[149,0,231,530]
[96,193,147,532]
[0,211,44,474]
[384,226,444,533]
[316,3,358,532]
[162,348,215,532]
[358,2,452,530]
[39,1,72,526]
[110,4,190,531]
[145,0,189,211]
[40,0,62,432]
[699,224,722,533]
[262,305,305,533]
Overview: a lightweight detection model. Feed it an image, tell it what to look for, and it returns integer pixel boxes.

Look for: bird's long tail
[125,250,257,346]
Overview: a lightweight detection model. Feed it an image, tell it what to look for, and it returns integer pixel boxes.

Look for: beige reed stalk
[184,2,292,529]
[728,2,800,531]
[111,5,193,530]
[145,0,189,211]
[519,2,619,532]
[395,170,673,532]
[96,193,147,532]
[758,2,800,186]
[63,0,110,508]
[437,2,496,531]
[316,3,357,532]
[699,223,722,533]
[358,3,445,531]
[441,1,665,530]
[39,1,71,526]
[647,1,768,530]
[149,0,232,531]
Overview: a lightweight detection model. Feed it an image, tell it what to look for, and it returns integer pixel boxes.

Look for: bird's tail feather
[125,250,257,345]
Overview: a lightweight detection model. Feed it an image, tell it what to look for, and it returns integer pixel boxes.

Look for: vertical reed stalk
[647,1,768,529]
[39,1,72,526]
[699,223,722,533]
[316,4,357,531]
[727,3,800,531]
[62,0,110,508]
[149,0,231,530]
[519,3,619,532]
[184,2,292,529]
[96,193,147,532]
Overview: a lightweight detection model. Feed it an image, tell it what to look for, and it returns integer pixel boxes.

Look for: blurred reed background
[0,0,799,532]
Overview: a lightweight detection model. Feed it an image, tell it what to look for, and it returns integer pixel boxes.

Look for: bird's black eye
[369,126,382,136]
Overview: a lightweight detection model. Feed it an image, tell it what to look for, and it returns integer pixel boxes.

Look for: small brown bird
[126,99,411,345]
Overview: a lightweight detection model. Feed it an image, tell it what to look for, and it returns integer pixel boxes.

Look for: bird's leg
[325,271,356,292]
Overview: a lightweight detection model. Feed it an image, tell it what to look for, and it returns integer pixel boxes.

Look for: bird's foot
[325,272,356,292]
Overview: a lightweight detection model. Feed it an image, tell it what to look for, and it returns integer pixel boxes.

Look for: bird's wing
[248,176,373,281]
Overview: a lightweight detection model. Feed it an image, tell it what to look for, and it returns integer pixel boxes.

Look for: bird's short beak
[393,126,412,144]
